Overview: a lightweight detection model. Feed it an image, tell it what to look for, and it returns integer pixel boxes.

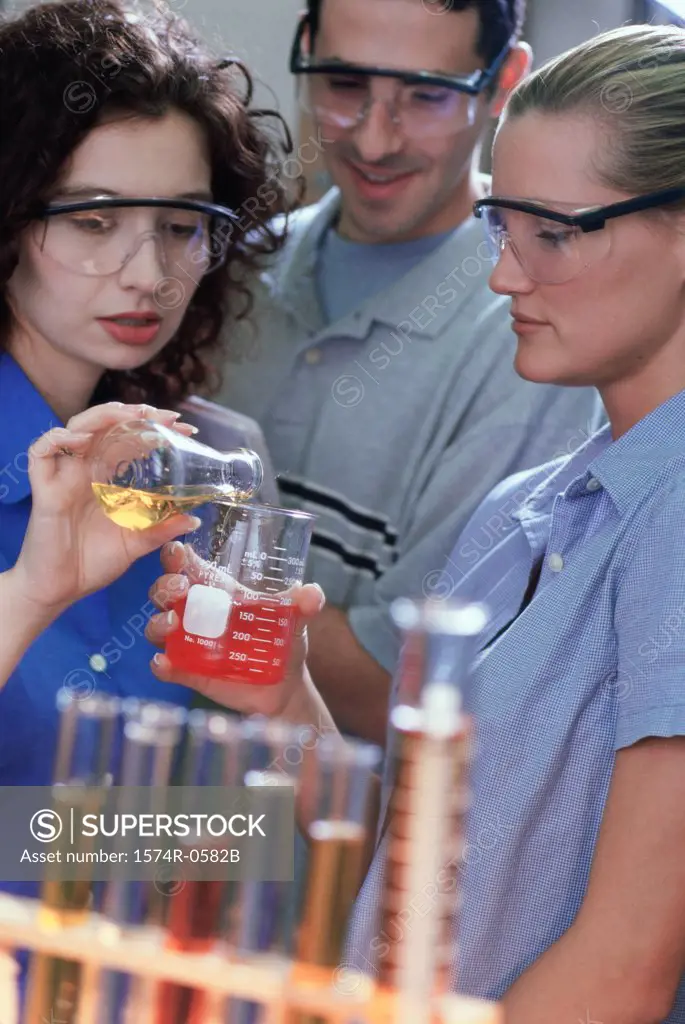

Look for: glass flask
[90,418,264,530]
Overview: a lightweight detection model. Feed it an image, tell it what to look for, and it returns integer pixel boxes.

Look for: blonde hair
[503,24,685,202]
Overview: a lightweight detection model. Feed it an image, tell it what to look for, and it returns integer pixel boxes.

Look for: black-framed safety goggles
[473,187,685,284]
[289,16,515,139]
[33,196,240,279]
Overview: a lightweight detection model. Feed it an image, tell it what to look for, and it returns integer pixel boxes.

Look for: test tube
[390,597,489,709]
[157,709,247,1024]
[226,717,313,1024]
[286,734,381,1024]
[376,599,488,1024]
[23,690,122,1024]
[97,700,187,1024]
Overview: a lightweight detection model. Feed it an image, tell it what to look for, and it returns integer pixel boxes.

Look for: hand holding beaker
[12,402,202,616]
[145,523,325,717]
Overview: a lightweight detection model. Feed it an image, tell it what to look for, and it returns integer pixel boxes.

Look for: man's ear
[490,41,533,118]
[298,10,311,58]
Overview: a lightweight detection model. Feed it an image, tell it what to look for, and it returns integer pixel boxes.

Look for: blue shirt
[346,386,685,1022]
[315,226,455,324]
[0,352,193,787]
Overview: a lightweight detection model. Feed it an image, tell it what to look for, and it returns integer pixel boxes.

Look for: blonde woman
[148,24,685,1022]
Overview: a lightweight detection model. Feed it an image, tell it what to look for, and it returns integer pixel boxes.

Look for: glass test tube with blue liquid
[226,716,314,1024]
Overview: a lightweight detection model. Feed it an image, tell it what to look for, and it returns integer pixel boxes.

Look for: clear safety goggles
[290,17,514,140]
[474,188,685,284]
[33,197,239,279]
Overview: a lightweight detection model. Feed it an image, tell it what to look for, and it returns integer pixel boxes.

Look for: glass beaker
[90,418,264,530]
[165,502,315,685]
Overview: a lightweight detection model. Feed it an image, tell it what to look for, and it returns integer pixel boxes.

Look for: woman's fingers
[64,402,174,436]
[159,541,224,588]
[29,427,93,460]
[64,402,197,439]
[292,582,326,620]
[148,571,190,611]
[159,541,188,575]
[27,428,94,488]
[26,404,200,512]
[171,422,199,437]
[149,650,237,695]
[146,609,181,648]
[26,405,197,492]
[149,652,286,716]
[150,652,208,688]
[123,515,202,564]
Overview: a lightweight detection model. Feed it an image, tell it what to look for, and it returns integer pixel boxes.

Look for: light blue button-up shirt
[346,386,685,1022]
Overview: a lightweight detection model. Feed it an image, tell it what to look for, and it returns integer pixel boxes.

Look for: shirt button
[548,553,564,573]
[586,477,601,492]
[304,348,321,365]
[89,654,108,673]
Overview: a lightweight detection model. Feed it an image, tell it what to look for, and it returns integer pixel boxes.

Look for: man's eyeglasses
[473,188,685,284]
[33,196,239,280]
[289,16,514,139]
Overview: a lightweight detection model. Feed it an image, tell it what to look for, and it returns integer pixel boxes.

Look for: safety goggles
[289,17,514,139]
[33,196,239,279]
[473,188,685,284]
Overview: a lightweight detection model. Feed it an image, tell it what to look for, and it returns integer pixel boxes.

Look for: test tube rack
[0,891,501,1024]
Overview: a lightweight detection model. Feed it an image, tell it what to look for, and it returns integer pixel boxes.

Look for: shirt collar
[0,352,63,504]
[586,387,685,515]
[515,424,612,523]
[517,387,685,523]
[263,187,493,342]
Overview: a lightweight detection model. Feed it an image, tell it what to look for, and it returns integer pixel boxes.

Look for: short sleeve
[614,483,685,750]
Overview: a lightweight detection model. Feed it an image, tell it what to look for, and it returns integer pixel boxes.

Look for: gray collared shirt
[216,188,606,675]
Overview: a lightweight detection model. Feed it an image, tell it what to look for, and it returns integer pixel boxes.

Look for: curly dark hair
[0,0,300,407]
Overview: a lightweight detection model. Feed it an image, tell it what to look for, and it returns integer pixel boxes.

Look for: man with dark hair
[306,0,527,85]
[217,0,604,745]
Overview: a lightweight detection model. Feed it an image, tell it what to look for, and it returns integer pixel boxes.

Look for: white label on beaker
[183,584,232,638]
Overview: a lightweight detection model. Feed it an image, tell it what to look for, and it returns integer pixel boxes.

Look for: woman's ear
[490,42,533,118]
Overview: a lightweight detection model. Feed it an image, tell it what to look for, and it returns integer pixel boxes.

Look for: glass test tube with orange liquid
[164,503,315,685]
[23,691,122,1024]
[285,735,381,1024]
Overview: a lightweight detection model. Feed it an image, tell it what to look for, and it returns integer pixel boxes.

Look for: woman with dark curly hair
[0,0,297,792]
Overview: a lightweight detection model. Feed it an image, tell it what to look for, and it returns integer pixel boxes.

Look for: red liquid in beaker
[165,588,296,685]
